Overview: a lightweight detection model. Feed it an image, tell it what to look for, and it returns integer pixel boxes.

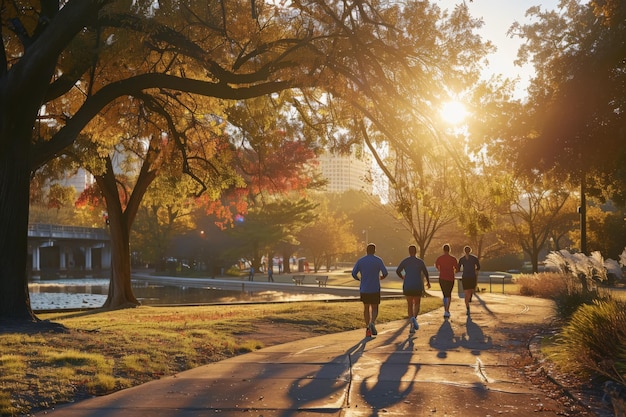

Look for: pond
[28,278,353,311]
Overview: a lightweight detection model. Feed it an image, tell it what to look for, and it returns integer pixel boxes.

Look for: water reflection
[29,279,349,310]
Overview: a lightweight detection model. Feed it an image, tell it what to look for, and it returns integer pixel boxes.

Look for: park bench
[489,274,506,294]
[292,275,305,286]
[315,276,329,287]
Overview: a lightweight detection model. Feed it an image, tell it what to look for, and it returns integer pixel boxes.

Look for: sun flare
[440,100,468,125]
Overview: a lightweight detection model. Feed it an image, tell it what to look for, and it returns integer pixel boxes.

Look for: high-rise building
[57,168,95,195]
[316,150,373,194]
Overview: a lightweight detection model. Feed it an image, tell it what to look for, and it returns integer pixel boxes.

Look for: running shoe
[409,324,415,334]
[443,311,450,319]
[411,316,419,331]
[366,328,372,337]
[466,307,470,316]
[369,322,378,336]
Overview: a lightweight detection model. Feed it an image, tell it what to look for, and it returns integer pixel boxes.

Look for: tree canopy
[3,0,492,320]
[507,0,626,205]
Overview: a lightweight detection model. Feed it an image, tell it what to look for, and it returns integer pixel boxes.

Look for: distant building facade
[317,149,373,194]
[57,168,95,195]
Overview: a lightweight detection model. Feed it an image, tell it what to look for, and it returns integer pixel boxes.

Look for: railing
[28,223,109,240]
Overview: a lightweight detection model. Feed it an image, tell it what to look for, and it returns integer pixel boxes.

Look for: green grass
[0,297,440,416]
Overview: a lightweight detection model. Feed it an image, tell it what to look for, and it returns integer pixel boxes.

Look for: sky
[438,0,561,97]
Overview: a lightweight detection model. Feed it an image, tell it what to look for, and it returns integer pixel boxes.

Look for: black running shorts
[360,292,381,305]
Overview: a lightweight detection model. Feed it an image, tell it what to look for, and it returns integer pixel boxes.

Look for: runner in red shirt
[435,244,458,319]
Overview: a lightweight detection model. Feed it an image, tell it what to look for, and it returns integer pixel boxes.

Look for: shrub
[225,266,242,277]
[516,272,570,298]
[552,289,609,320]
[557,299,626,384]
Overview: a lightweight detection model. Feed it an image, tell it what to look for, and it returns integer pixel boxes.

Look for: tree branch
[31,73,296,170]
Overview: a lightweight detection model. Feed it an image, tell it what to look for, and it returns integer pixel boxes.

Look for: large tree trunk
[0,0,122,321]
[102,209,139,309]
[96,162,140,309]
[0,133,36,321]
[96,153,157,310]
[0,67,55,321]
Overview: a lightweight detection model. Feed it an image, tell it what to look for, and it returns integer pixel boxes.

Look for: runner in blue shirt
[396,245,430,334]
[352,243,388,337]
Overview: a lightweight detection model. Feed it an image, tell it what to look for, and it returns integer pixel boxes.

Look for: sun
[440,100,468,125]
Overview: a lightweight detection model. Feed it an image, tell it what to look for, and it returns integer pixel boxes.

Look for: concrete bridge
[28,223,111,280]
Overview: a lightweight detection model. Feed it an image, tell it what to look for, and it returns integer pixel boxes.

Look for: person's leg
[465,289,472,315]
[370,304,379,324]
[406,295,419,331]
[414,296,421,316]
[406,297,413,318]
[464,277,476,313]
[363,303,371,326]
[407,296,419,317]
[440,280,453,317]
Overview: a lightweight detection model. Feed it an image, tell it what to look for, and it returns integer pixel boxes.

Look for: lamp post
[579,174,587,254]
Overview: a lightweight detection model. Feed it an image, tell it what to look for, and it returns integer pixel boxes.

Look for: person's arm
[351,263,360,280]
[396,260,404,279]
[380,263,388,280]
[475,257,481,272]
[422,262,431,288]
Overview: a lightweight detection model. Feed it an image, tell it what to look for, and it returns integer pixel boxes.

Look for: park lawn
[0,297,440,416]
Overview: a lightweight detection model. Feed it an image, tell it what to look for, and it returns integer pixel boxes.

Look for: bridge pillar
[59,247,67,271]
[85,246,93,271]
[32,246,41,271]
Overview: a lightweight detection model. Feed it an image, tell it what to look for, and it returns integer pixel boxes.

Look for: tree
[509,0,626,190]
[583,204,626,261]
[130,174,199,268]
[1,0,493,321]
[298,201,358,272]
[506,0,626,255]
[456,162,514,260]
[29,183,78,226]
[502,173,571,273]
[226,198,317,272]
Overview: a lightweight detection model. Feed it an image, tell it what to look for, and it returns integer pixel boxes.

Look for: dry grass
[0,297,440,416]
[515,272,571,298]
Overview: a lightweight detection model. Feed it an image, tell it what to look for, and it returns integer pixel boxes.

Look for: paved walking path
[41,292,584,416]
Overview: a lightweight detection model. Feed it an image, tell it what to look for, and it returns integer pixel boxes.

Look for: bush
[225,266,242,277]
[515,272,612,320]
[557,299,626,384]
[516,272,570,298]
[552,288,611,320]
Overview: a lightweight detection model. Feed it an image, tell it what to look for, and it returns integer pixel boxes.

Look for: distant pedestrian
[458,245,480,316]
[267,258,274,282]
[352,243,388,337]
[396,245,430,334]
[435,244,458,319]
[248,266,255,281]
